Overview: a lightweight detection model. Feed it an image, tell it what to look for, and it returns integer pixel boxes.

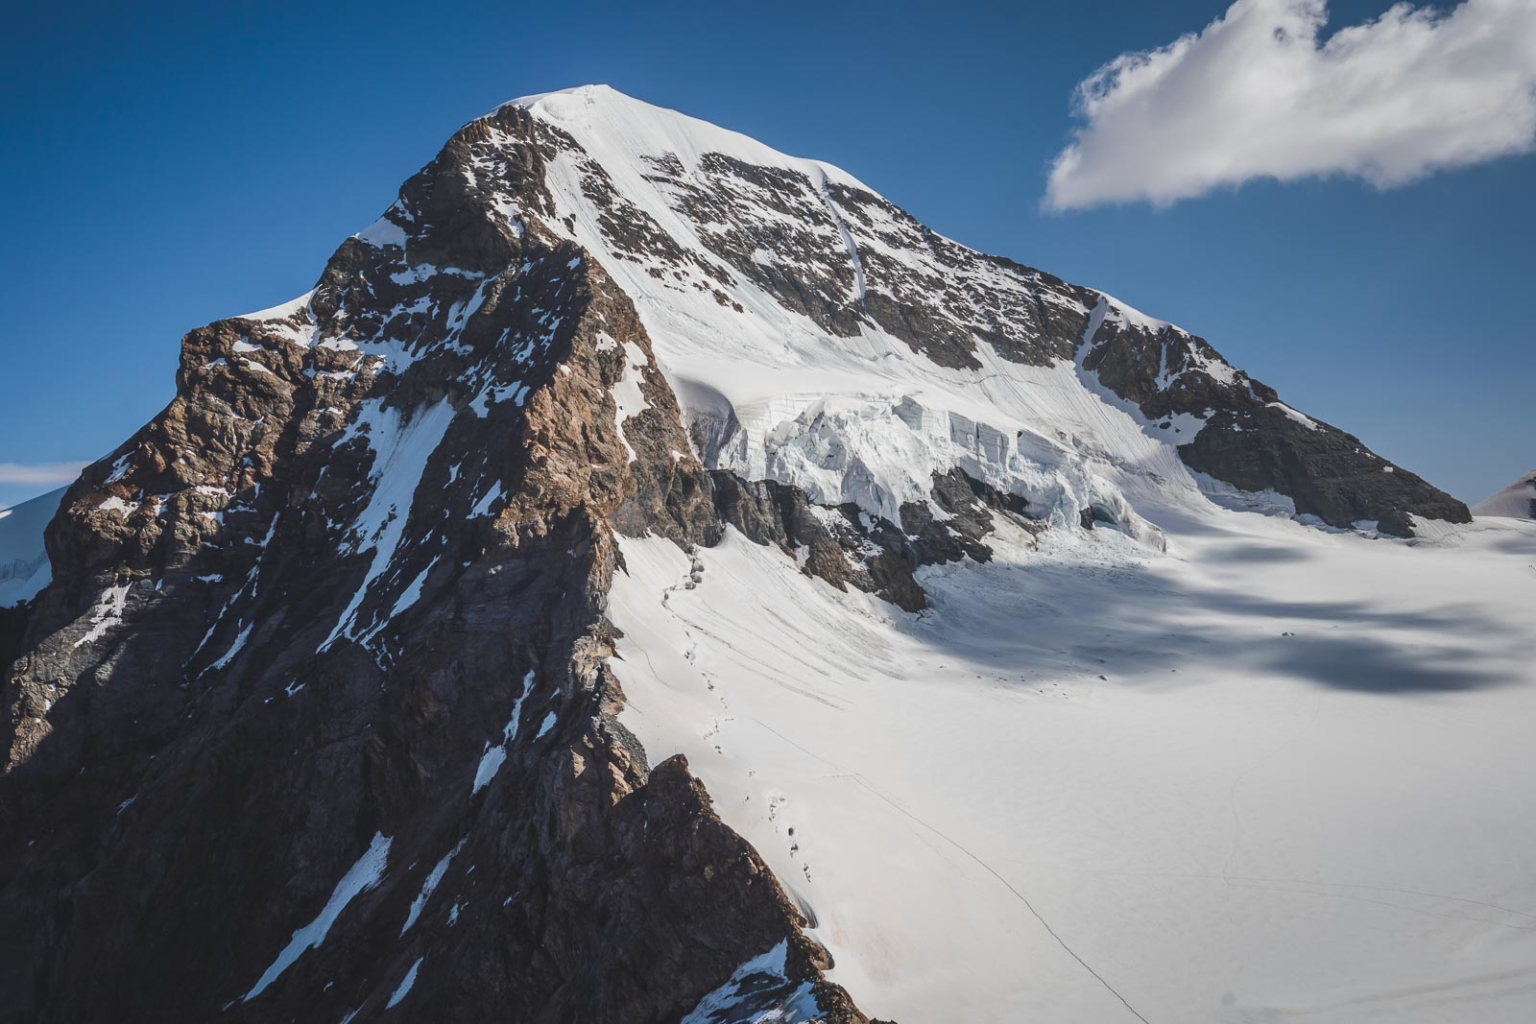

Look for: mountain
[2,86,1529,1024]
[1473,469,1536,519]
[0,488,63,676]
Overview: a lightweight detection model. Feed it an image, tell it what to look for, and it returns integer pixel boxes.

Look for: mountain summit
[4,86,1526,1024]
[1473,469,1536,519]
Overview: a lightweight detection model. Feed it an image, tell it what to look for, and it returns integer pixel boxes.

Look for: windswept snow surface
[233,291,314,323]
[611,500,1536,1023]
[0,487,65,607]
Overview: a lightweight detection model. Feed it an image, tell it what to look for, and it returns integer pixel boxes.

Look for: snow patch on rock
[244,832,393,1001]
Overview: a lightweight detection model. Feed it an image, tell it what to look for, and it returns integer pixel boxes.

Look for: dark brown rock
[1082,310,1471,533]
[0,108,872,1024]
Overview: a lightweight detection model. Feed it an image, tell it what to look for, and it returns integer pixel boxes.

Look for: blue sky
[1,0,1531,508]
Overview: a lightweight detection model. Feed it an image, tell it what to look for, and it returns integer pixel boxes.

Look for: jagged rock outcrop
[1079,302,1470,535]
[709,467,1041,612]
[1,84,1476,1023]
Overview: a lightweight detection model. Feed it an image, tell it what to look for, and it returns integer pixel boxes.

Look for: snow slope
[0,487,65,607]
[612,500,1536,1024]
[487,87,1217,543]
[1474,470,1536,520]
[475,87,1536,1022]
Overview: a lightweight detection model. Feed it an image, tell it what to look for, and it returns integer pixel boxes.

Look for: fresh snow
[464,89,1536,1021]
[470,741,507,798]
[469,482,503,518]
[208,622,254,671]
[244,832,393,1001]
[610,340,652,463]
[98,495,139,516]
[386,556,440,622]
[356,213,409,250]
[175,86,1532,1021]
[611,502,1536,1024]
[1268,401,1322,431]
[234,291,314,323]
[1099,293,1174,334]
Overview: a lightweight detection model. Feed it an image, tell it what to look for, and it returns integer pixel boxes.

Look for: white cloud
[1045,0,1536,210]
[0,462,87,487]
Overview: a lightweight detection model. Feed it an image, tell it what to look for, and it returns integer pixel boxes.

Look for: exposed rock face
[710,467,1040,613]
[0,103,869,1024]
[1079,303,1471,535]
[0,85,1474,1023]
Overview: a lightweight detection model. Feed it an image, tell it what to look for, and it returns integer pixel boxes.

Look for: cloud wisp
[0,462,88,487]
[1045,0,1536,211]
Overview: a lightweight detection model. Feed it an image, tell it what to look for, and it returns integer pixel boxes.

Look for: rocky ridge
[0,86,1474,1023]
[0,104,874,1023]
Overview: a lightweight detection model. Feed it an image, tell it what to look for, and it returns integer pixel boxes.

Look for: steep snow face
[464,85,1456,542]
[1474,470,1536,519]
[479,86,1240,543]
[0,487,65,607]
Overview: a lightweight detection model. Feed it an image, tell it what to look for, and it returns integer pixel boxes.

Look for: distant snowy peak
[0,487,63,608]
[1473,470,1536,519]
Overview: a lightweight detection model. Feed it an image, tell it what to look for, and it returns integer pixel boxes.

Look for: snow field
[611,506,1536,1023]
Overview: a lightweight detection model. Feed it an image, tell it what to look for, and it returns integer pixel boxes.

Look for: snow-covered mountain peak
[230,85,1467,553]
[0,487,63,608]
[5,85,1526,1024]
[1473,469,1536,519]
[501,84,875,193]
[422,86,1464,540]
